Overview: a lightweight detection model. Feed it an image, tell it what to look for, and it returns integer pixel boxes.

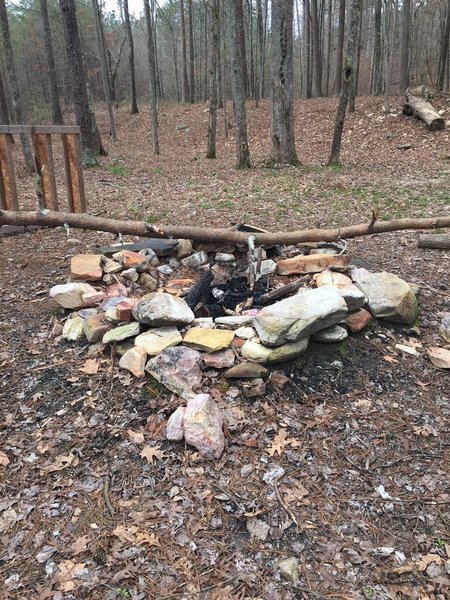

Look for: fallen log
[403,90,445,131]
[0,209,449,246]
[256,276,310,305]
[418,233,450,249]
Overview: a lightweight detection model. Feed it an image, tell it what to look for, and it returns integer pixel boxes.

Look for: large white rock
[135,327,182,356]
[132,292,194,326]
[355,272,418,324]
[241,338,308,364]
[183,394,224,459]
[62,316,85,341]
[253,286,347,347]
[50,282,99,309]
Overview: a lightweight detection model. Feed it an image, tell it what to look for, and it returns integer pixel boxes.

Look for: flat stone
[101,257,122,274]
[121,268,139,283]
[119,346,147,377]
[81,289,106,307]
[176,239,193,259]
[202,349,235,369]
[62,316,84,341]
[181,251,208,269]
[193,317,215,328]
[132,293,194,327]
[215,316,254,327]
[157,265,173,275]
[164,278,194,295]
[336,283,367,311]
[241,338,309,365]
[135,327,182,355]
[355,272,418,324]
[138,248,159,266]
[234,326,257,340]
[215,253,235,263]
[183,394,224,459]
[277,254,349,275]
[106,282,128,298]
[312,325,348,343]
[103,322,140,344]
[278,557,299,584]
[166,406,186,441]
[224,362,267,378]
[70,254,102,281]
[83,314,112,343]
[145,346,203,399]
[50,282,100,309]
[427,347,450,369]
[313,269,352,288]
[114,250,148,271]
[260,259,277,276]
[346,308,372,333]
[254,286,348,347]
[440,313,450,344]
[183,328,235,352]
[139,272,159,292]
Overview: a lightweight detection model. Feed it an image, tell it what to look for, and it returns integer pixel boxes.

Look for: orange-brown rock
[345,308,372,333]
[277,254,349,275]
[70,254,102,281]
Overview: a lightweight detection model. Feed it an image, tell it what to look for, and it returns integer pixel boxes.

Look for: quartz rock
[132,293,194,327]
[166,406,186,441]
[183,394,224,459]
[135,327,182,356]
[62,316,84,341]
[145,346,203,399]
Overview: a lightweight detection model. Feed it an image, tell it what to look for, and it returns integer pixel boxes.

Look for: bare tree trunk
[328,0,362,165]
[235,0,249,97]
[170,25,181,102]
[271,0,299,165]
[325,0,332,95]
[92,0,117,142]
[123,0,138,113]
[39,0,63,124]
[143,0,159,154]
[371,0,382,95]
[0,0,34,171]
[400,0,411,93]
[437,5,450,91]
[217,3,224,108]
[229,0,251,168]
[58,0,104,163]
[206,0,219,158]
[335,0,345,95]
[349,3,362,113]
[256,0,265,100]
[304,0,312,98]
[188,0,196,102]
[180,0,190,102]
[310,0,323,96]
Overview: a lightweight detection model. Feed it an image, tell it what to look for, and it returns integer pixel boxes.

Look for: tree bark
[1,210,449,246]
[206,0,219,158]
[123,0,139,114]
[229,0,251,169]
[310,0,323,96]
[403,91,445,131]
[235,0,249,97]
[270,0,299,165]
[371,0,382,95]
[39,0,63,125]
[0,0,34,171]
[143,0,160,154]
[335,0,345,95]
[328,0,362,165]
[400,0,411,94]
[437,5,450,91]
[304,0,312,98]
[92,0,117,142]
[180,0,190,102]
[59,0,104,163]
[187,0,196,102]
[418,234,450,249]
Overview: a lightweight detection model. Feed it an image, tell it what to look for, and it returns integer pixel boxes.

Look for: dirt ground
[0,97,449,600]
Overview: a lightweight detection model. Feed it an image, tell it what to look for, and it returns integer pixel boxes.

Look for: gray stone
[355,272,418,324]
[135,327,182,355]
[241,338,309,365]
[312,325,348,343]
[215,315,254,327]
[440,313,450,344]
[102,321,140,344]
[145,346,203,399]
[101,257,123,274]
[121,268,139,283]
[139,272,158,292]
[138,248,159,266]
[224,362,268,378]
[157,265,173,275]
[242,378,266,397]
[215,253,235,263]
[132,292,195,326]
[176,239,193,259]
[259,259,277,276]
[254,286,347,347]
[181,251,208,269]
[278,557,300,583]
[336,283,367,311]
[166,406,186,441]
[83,314,112,343]
[183,394,224,459]
[234,326,257,339]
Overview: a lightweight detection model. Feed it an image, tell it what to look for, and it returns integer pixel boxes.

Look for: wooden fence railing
[0,125,86,213]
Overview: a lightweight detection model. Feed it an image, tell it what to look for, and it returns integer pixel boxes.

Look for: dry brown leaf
[267,429,301,457]
[412,424,439,437]
[42,452,79,474]
[70,535,90,555]
[393,553,444,574]
[127,429,145,444]
[140,445,165,464]
[56,560,86,592]
[0,451,10,466]
[112,525,160,547]
[79,358,99,375]
[383,355,398,364]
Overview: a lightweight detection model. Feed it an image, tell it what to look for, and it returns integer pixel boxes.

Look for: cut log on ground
[0,210,449,246]
[418,233,450,249]
[403,90,445,131]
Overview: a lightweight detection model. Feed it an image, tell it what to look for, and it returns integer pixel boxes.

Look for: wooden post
[62,132,86,213]
[0,133,18,210]
[31,131,59,210]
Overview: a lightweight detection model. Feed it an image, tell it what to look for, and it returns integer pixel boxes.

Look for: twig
[273,480,299,533]
[103,474,115,517]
